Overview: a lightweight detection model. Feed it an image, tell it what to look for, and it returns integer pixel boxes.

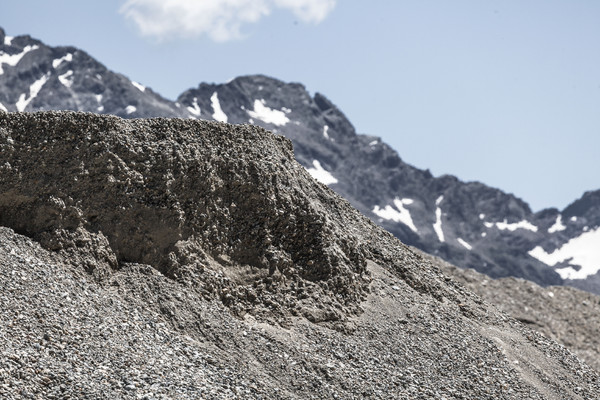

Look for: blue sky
[2,1,599,212]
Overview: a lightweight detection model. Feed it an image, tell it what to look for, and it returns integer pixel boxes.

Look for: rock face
[2,26,600,293]
[0,111,599,399]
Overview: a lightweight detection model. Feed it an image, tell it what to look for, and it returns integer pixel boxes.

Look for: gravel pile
[0,112,371,327]
[433,253,600,373]
[0,111,599,399]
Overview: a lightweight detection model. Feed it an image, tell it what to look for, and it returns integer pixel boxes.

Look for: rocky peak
[0,27,188,118]
[178,75,357,139]
[563,189,600,219]
[3,26,600,293]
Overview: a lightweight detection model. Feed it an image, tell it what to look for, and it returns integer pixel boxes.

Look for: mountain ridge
[2,27,599,293]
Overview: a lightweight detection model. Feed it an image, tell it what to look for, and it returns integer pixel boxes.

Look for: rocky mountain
[0,27,188,118]
[178,77,600,293]
[1,111,599,399]
[1,27,599,293]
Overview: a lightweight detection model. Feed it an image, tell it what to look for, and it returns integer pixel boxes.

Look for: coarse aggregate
[0,111,598,399]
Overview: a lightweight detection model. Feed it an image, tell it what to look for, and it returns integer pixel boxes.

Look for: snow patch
[571,216,577,222]
[210,92,228,123]
[282,107,291,114]
[548,215,566,233]
[131,81,146,92]
[96,95,104,111]
[4,36,13,46]
[528,227,600,280]
[58,70,74,88]
[125,105,137,114]
[246,99,289,126]
[457,238,472,250]
[0,44,39,74]
[369,140,378,146]
[16,72,50,112]
[479,213,485,220]
[495,219,538,232]
[306,160,338,186]
[187,97,201,116]
[52,53,73,69]
[323,125,330,139]
[0,102,6,112]
[483,219,537,232]
[372,198,418,233]
[433,206,444,242]
[481,232,487,237]
[433,195,445,242]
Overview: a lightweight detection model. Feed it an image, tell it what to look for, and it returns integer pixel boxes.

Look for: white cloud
[120,0,336,42]
[273,0,335,23]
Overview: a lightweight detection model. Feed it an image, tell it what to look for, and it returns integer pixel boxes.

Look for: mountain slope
[177,75,571,287]
[0,27,188,118]
[1,111,599,399]
[2,27,599,293]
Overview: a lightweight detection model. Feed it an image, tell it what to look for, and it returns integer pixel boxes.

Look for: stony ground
[433,253,600,373]
[2,226,598,399]
[1,111,599,399]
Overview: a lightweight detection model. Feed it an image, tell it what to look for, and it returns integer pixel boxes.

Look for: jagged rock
[0,29,186,118]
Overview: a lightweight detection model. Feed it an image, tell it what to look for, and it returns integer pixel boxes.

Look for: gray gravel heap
[0,111,372,327]
[0,111,599,399]
[431,252,600,373]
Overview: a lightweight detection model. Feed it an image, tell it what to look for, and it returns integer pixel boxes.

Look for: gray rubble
[433,253,600,373]
[0,111,598,399]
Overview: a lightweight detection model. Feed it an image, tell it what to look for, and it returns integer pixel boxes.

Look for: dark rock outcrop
[0,111,374,325]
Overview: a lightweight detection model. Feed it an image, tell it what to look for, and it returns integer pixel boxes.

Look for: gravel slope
[0,111,598,399]
[432,253,600,373]
[2,226,598,399]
